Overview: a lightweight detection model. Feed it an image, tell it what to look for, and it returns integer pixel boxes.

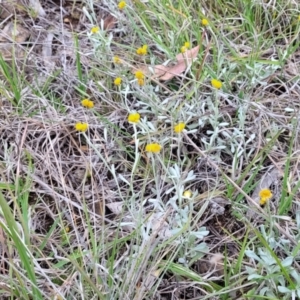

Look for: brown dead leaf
[0,22,30,59]
[159,45,200,81]
[106,202,123,215]
[0,1,24,18]
[0,0,45,18]
[0,22,30,43]
[133,45,200,81]
[103,14,117,31]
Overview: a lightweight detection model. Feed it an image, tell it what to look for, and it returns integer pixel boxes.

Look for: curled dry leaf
[0,0,24,18]
[106,202,123,215]
[133,45,200,81]
[103,14,117,31]
[0,22,30,59]
[0,22,30,43]
[0,0,45,18]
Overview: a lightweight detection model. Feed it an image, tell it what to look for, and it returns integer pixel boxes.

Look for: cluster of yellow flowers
[74,98,95,132]
[85,9,223,149]
[136,45,148,56]
[81,99,94,109]
[259,189,272,206]
[180,41,190,53]
[126,112,186,153]
[112,45,148,86]
[135,70,145,86]
[145,143,161,153]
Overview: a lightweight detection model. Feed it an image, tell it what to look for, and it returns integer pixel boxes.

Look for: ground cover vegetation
[0,0,300,299]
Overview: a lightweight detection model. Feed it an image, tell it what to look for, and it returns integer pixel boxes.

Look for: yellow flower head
[118,1,126,9]
[183,190,192,198]
[91,26,100,34]
[137,78,145,86]
[180,41,190,53]
[81,99,94,109]
[184,41,190,48]
[201,18,209,26]
[174,122,186,133]
[128,112,140,123]
[135,70,145,80]
[114,77,122,86]
[136,45,148,56]
[211,79,222,89]
[113,56,121,64]
[145,143,161,153]
[259,189,272,206]
[75,122,89,132]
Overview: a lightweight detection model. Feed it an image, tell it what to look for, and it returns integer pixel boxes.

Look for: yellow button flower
[180,41,191,53]
[113,56,121,64]
[114,77,122,86]
[201,18,209,26]
[145,143,161,153]
[211,79,222,89]
[75,122,89,132]
[91,26,99,34]
[174,122,185,133]
[259,189,272,206]
[128,112,140,123]
[137,78,145,86]
[135,70,145,80]
[136,45,148,56]
[118,1,126,10]
[81,99,94,109]
[183,190,192,198]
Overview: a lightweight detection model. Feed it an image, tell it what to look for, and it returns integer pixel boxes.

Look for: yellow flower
[128,112,140,123]
[145,143,161,153]
[113,56,121,64]
[174,122,185,133]
[298,15,300,21]
[114,77,122,86]
[81,99,94,109]
[211,79,222,89]
[137,78,145,86]
[184,42,190,48]
[259,189,272,206]
[75,122,89,132]
[180,41,190,53]
[135,70,145,80]
[91,26,99,34]
[136,45,148,55]
[183,190,192,198]
[118,1,126,10]
[201,18,209,26]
